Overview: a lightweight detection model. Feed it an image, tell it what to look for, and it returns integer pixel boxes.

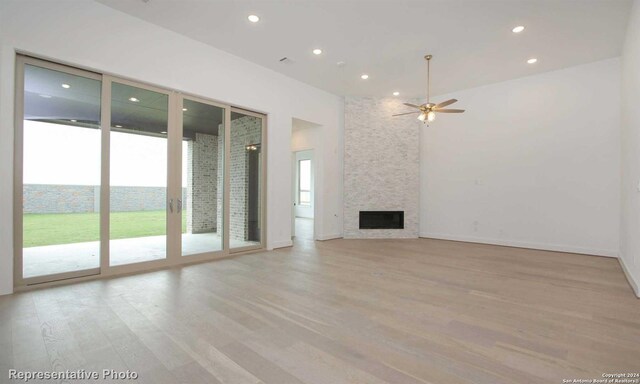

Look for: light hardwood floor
[1,235,639,383]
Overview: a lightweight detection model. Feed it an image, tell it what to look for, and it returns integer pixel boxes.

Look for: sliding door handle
[177,199,182,213]
[169,198,174,213]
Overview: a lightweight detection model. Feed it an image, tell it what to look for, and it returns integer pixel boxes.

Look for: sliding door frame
[176,93,230,262]
[13,54,268,291]
[13,55,103,287]
[102,75,179,275]
[229,107,268,254]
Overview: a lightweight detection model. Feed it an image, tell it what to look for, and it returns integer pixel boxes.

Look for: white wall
[421,58,621,257]
[0,0,344,295]
[620,0,640,296]
[292,121,323,156]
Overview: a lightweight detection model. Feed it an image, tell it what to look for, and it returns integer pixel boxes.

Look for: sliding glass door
[109,81,171,266]
[17,58,103,283]
[15,56,266,287]
[229,109,265,252]
[179,97,228,257]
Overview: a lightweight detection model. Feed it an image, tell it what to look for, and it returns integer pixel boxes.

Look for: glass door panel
[21,63,102,279]
[229,111,263,251]
[181,99,225,256]
[109,82,169,266]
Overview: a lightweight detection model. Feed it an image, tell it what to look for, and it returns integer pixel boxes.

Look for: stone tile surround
[344,97,421,238]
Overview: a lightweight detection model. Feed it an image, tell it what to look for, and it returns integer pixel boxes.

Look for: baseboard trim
[618,254,640,298]
[316,233,343,241]
[271,240,293,249]
[420,232,618,258]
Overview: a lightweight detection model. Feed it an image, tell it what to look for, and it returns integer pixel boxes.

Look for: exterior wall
[23,184,183,213]
[186,132,219,234]
[230,116,262,241]
[187,140,194,229]
[216,125,225,237]
[343,97,420,238]
[110,186,170,212]
[23,184,96,214]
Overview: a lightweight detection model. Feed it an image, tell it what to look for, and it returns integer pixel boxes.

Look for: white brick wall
[216,125,224,238]
[186,132,221,234]
[183,117,261,241]
[230,115,262,241]
[344,97,420,238]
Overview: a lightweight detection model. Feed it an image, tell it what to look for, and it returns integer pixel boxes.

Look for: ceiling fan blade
[403,103,422,109]
[392,111,420,116]
[435,99,457,108]
[436,109,465,113]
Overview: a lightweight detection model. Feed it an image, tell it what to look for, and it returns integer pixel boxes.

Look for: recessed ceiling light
[115,125,122,128]
[393,91,400,96]
[248,14,260,23]
[61,83,71,89]
[313,48,322,55]
[70,119,77,122]
[129,97,139,102]
[336,61,346,67]
[361,74,369,80]
[39,94,52,98]
[182,108,188,111]
[512,25,525,33]
[527,58,538,64]
[160,131,167,134]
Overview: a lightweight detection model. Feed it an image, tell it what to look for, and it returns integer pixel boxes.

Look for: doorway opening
[291,118,322,245]
[293,150,314,242]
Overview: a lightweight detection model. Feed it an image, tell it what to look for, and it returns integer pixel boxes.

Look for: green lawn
[23,210,187,248]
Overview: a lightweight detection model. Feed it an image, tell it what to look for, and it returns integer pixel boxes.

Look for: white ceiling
[97,0,632,99]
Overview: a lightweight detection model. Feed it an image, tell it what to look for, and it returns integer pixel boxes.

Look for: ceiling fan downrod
[425,54,432,106]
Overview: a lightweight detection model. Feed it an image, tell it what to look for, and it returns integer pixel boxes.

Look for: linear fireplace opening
[359,211,404,229]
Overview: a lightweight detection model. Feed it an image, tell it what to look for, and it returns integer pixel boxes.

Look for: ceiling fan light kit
[393,54,465,124]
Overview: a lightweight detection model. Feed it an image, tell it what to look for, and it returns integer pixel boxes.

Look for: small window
[298,159,311,205]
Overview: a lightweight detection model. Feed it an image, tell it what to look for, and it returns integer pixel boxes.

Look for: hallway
[293,217,314,246]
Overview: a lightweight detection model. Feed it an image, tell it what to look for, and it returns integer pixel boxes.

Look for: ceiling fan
[393,54,465,123]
